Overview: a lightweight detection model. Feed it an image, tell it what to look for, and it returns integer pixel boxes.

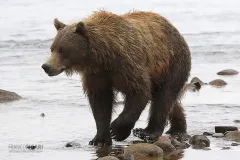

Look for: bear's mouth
[47,67,65,77]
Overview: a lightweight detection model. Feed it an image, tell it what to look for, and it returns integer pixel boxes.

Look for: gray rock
[124,143,163,160]
[0,89,21,103]
[65,141,81,148]
[154,141,176,153]
[212,133,224,138]
[225,131,240,142]
[221,147,231,150]
[209,79,227,87]
[189,135,210,149]
[40,113,45,117]
[203,132,214,136]
[215,126,238,134]
[98,156,119,160]
[217,69,239,75]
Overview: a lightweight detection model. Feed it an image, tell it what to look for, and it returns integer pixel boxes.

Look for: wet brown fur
[48,10,191,145]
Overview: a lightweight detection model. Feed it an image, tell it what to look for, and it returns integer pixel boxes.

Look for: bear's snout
[42,64,50,74]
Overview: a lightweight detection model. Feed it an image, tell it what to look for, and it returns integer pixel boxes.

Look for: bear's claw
[133,128,159,142]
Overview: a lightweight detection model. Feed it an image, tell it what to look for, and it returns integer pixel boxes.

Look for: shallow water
[0,0,240,159]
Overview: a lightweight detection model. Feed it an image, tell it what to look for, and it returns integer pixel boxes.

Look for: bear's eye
[59,48,64,53]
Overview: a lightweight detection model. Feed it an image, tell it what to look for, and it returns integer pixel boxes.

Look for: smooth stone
[98,156,119,160]
[65,141,81,148]
[203,132,214,136]
[190,77,205,86]
[212,133,224,138]
[124,143,163,160]
[217,69,239,75]
[0,89,21,103]
[225,131,240,142]
[154,141,176,153]
[209,79,227,87]
[215,126,238,134]
[189,135,210,149]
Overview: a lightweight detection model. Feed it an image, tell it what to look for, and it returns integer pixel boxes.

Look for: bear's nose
[42,64,50,73]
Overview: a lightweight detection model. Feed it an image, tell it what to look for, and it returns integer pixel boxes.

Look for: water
[0,0,240,159]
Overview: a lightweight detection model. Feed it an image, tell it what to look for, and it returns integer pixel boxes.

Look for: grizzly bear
[42,10,191,146]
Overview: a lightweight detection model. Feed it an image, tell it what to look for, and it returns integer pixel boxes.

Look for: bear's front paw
[89,134,112,147]
[110,118,133,141]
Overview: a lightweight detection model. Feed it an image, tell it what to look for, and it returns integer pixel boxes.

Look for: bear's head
[42,19,89,76]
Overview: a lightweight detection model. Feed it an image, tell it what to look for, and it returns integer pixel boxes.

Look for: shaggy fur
[42,10,191,146]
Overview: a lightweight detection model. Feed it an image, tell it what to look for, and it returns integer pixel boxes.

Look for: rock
[40,113,45,117]
[217,69,239,76]
[209,79,227,87]
[65,141,81,148]
[203,132,214,136]
[124,143,163,160]
[212,133,224,138]
[190,77,205,86]
[154,141,176,153]
[98,156,119,160]
[157,136,171,143]
[233,120,240,123]
[164,149,184,159]
[189,135,210,149]
[0,89,21,103]
[215,126,238,134]
[171,139,190,149]
[184,82,201,92]
[231,143,239,146]
[225,131,240,142]
[221,147,231,150]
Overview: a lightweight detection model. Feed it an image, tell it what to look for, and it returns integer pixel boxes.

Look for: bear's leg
[166,102,187,135]
[110,93,149,141]
[83,74,114,147]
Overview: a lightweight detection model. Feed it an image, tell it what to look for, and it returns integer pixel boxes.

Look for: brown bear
[42,10,191,146]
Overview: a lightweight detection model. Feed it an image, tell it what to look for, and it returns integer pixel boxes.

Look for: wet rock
[164,149,184,160]
[215,126,238,134]
[221,147,231,150]
[217,69,239,75]
[171,134,191,142]
[212,133,224,138]
[65,141,81,148]
[184,82,201,92]
[98,156,119,160]
[203,132,214,136]
[124,143,163,160]
[209,79,227,87]
[190,77,205,86]
[40,113,45,117]
[233,120,240,123]
[154,141,176,153]
[231,143,239,146]
[171,139,190,149]
[225,131,240,142]
[189,135,210,149]
[0,89,21,103]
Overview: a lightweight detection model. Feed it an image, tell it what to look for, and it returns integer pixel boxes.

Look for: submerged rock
[209,79,227,87]
[231,143,239,146]
[0,89,21,103]
[233,120,240,124]
[221,147,231,150]
[212,133,224,138]
[124,143,163,160]
[215,126,238,134]
[40,113,45,117]
[189,135,210,149]
[203,132,214,136]
[217,69,239,75]
[65,141,81,148]
[225,131,240,142]
[184,82,201,92]
[171,139,190,149]
[98,156,119,160]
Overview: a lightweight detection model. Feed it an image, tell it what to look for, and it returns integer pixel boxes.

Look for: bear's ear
[54,18,66,31]
[75,22,85,35]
